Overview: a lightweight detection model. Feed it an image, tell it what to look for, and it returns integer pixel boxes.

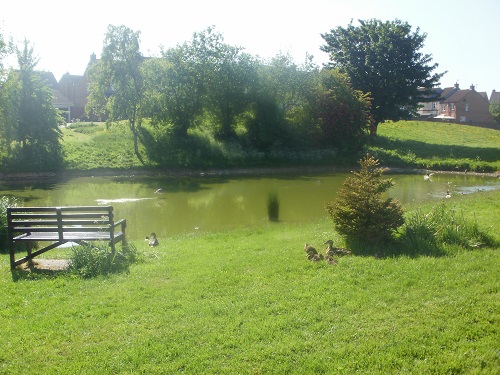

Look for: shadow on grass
[11,243,141,282]
[371,137,499,162]
[344,205,498,259]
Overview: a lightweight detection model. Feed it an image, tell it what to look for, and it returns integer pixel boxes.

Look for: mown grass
[1,190,498,374]
[370,121,500,172]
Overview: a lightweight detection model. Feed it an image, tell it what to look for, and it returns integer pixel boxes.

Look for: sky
[1,0,499,97]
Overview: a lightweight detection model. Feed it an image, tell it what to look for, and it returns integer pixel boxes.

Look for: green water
[2,172,498,240]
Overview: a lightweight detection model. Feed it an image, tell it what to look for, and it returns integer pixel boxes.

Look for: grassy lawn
[1,190,499,374]
[370,121,500,172]
[59,120,500,172]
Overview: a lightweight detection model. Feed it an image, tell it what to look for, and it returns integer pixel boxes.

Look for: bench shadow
[11,259,71,281]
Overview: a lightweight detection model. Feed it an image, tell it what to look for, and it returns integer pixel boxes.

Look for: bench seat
[7,206,127,269]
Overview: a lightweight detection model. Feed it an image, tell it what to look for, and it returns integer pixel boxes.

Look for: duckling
[304,243,323,261]
[324,240,351,256]
[145,232,159,247]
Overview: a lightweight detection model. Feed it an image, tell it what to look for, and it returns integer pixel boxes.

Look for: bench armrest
[113,219,126,230]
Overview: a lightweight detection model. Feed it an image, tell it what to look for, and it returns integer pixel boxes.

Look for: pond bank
[1,165,498,185]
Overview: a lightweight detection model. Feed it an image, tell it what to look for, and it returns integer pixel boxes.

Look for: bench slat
[8,206,113,212]
[11,219,111,226]
[14,231,123,241]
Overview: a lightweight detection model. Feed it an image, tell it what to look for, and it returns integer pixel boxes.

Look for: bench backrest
[7,206,116,237]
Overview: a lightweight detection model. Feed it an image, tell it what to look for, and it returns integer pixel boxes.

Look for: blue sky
[2,0,499,96]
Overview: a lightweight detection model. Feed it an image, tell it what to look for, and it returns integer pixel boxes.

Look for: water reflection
[1,172,498,240]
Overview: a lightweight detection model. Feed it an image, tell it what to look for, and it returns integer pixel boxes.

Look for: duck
[445,190,451,199]
[304,243,323,261]
[145,232,159,247]
[324,240,351,256]
[424,172,434,180]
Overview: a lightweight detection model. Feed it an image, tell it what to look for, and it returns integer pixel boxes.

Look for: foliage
[490,101,500,122]
[0,40,64,171]
[399,203,495,254]
[325,154,404,243]
[86,25,146,163]
[0,196,19,253]
[143,47,203,138]
[309,68,372,150]
[321,19,444,133]
[69,241,139,278]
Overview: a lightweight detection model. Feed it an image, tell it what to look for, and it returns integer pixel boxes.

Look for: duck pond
[1,170,499,240]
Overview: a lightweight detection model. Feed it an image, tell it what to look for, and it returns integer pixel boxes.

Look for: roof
[491,90,500,103]
[440,86,460,100]
[442,89,469,103]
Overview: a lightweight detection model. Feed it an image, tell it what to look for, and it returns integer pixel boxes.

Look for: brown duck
[324,240,351,256]
[304,243,323,261]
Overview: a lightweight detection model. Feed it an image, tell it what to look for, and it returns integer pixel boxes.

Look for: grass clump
[399,203,496,254]
[69,241,139,278]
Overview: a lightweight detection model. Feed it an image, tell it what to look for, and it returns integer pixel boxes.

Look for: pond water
[1,172,498,240]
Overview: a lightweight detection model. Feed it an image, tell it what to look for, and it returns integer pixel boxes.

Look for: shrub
[0,196,19,253]
[69,241,139,278]
[325,154,404,244]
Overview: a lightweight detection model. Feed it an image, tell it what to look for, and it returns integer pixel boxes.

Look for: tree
[321,19,444,134]
[490,101,500,123]
[247,52,316,151]
[308,68,372,150]
[325,154,404,244]
[187,27,256,140]
[86,25,146,163]
[3,40,63,170]
[142,43,203,138]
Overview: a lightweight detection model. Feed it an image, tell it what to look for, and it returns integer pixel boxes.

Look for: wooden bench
[7,206,126,270]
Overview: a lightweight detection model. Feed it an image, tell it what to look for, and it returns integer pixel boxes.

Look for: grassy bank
[371,121,500,172]
[1,190,498,374]
[58,120,499,173]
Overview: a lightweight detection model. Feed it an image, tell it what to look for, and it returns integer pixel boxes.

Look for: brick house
[418,83,494,123]
[58,53,100,121]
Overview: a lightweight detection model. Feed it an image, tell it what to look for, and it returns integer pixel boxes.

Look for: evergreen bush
[325,154,404,244]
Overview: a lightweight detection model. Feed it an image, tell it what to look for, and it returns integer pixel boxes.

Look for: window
[442,104,446,112]
[450,103,455,111]
[465,102,469,112]
[432,102,437,109]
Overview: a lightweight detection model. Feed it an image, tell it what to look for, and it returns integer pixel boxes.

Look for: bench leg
[9,240,15,270]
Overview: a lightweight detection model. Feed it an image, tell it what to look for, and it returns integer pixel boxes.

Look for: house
[491,90,500,104]
[39,72,74,122]
[58,53,100,121]
[418,83,494,123]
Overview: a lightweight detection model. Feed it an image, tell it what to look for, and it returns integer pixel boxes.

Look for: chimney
[470,84,475,91]
[90,53,96,63]
[454,82,460,89]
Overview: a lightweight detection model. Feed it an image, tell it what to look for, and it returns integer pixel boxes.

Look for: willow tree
[87,25,146,163]
[321,19,444,134]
